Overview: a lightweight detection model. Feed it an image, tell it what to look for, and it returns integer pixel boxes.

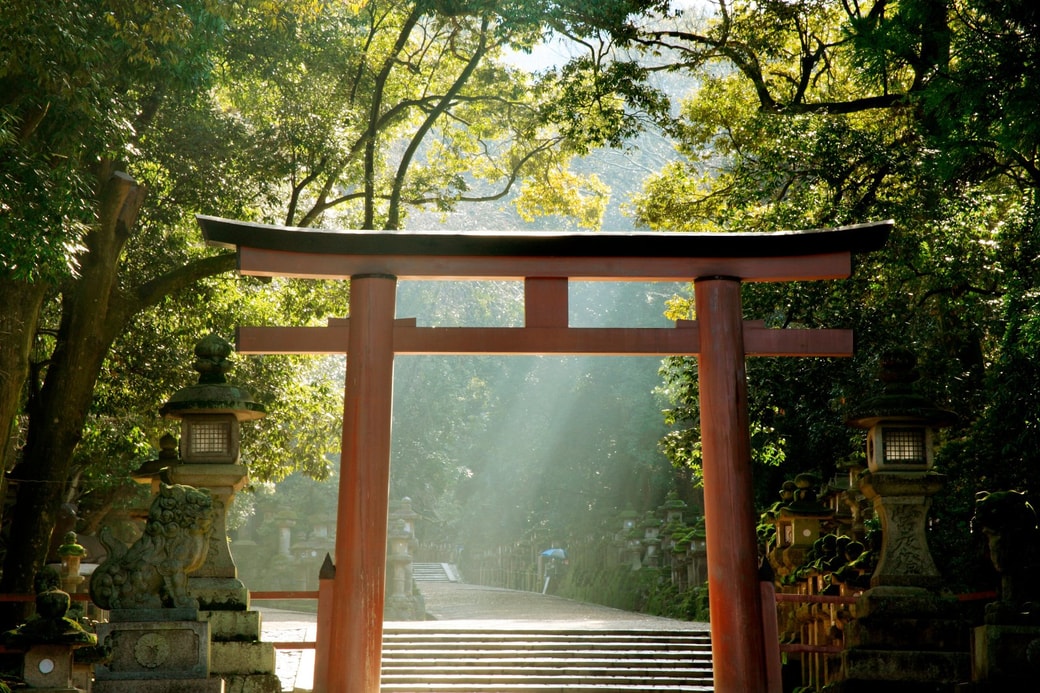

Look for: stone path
[259,582,710,692]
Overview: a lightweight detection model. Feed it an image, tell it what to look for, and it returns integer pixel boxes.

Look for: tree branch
[131,252,238,312]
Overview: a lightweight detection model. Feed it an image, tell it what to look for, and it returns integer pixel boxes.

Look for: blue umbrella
[541,548,566,559]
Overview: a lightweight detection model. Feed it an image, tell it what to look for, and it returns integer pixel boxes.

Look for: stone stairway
[412,562,460,582]
[380,627,714,692]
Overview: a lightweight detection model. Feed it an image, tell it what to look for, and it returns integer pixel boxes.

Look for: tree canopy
[613,0,1040,588]
[0,0,662,614]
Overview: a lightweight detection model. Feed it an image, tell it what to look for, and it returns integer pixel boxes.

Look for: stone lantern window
[181,413,239,462]
[863,425,930,469]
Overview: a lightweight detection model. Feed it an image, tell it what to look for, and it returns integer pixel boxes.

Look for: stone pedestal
[830,587,970,692]
[969,624,1040,688]
[826,469,970,691]
[860,471,945,589]
[201,609,281,693]
[93,610,223,693]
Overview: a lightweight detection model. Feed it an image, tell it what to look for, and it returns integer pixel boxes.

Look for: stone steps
[411,562,459,582]
[380,627,714,692]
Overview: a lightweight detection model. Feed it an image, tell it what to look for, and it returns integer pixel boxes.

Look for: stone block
[108,608,198,623]
[846,616,968,651]
[209,641,276,675]
[94,620,209,681]
[842,648,970,683]
[72,660,93,692]
[222,672,284,693]
[972,624,1040,682]
[827,679,955,693]
[24,644,75,689]
[201,610,262,641]
[854,586,952,619]
[190,577,250,611]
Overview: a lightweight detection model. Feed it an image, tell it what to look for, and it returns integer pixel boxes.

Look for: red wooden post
[695,277,768,692]
[313,553,335,693]
[328,274,397,693]
[525,277,568,327]
[760,581,784,693]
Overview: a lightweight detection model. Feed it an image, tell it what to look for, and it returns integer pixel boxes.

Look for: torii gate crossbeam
[198,216,890,693]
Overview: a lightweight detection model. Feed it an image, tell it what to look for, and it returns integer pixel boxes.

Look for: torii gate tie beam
[198,216,890,693]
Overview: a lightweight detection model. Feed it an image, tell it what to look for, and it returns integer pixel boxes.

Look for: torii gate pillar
[328,274,397,692]
[696,277,765,685]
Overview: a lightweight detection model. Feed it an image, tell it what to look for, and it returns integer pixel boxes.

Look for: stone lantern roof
[160,333,266,421]
[640,511,663,529]
[846,349,957,429]
[659,491,688,512]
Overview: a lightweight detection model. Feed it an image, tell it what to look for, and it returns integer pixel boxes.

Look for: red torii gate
[198,216,890,693]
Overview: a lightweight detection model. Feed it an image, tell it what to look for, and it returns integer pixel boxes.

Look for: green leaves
[540,56,669,154]
[0,0,227,281]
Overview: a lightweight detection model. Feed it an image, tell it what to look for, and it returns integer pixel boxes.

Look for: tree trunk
[0,164,238,629]
[0,279,46,469]
[0,163,144,626]
[0,279,47,623]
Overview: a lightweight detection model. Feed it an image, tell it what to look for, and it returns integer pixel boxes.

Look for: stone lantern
[846,350,955,589]
[641,511,663,568]
[834,350,968,690]
[1,567,97,693]
[771,474,833,579]
[617,506,639,533]
[131,432,180,489]
[659,491,688,526]
[274,508,298,557]
[56,532,87,595]
[158,333,282,693]
[390,497,420,550]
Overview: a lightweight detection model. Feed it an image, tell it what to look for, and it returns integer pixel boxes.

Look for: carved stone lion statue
[89,483,214,610]
[973,490,1040,624]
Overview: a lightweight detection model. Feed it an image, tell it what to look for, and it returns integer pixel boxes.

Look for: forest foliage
[1,0,1039,610]
[629,0,1040,589]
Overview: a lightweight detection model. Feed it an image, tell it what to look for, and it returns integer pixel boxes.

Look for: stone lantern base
[200,609,281,693]
[967,623,1040,690]
[826,586,970,692]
